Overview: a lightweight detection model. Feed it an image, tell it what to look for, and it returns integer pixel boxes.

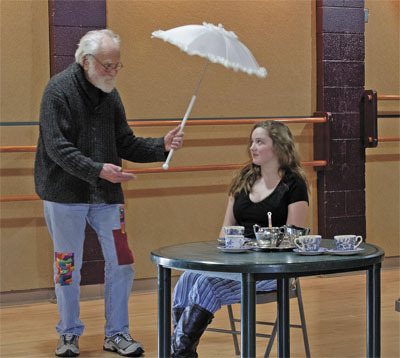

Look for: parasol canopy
[152,22,267,169]
[152,22,267,78]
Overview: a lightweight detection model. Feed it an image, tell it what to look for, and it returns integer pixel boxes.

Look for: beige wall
[0,0,52,290]
[1,0,398,293]
[0,0,49,122]
[365,0,400,256]
[107,0,316,119]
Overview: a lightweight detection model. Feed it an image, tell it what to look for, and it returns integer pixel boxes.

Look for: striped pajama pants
[173,271,277,314]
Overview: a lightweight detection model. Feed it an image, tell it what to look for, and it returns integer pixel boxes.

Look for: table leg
[241,273,256,358]
[158,265,171,358]
[277,277,290,358]
[367,263,381,358]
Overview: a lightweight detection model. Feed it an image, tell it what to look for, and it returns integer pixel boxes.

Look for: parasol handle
[180,95,197,131]
[162,95,197,170]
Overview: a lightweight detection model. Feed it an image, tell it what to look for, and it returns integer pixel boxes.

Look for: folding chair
[207,277,310,357]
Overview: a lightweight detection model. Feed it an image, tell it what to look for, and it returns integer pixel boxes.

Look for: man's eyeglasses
[88,54,123,71]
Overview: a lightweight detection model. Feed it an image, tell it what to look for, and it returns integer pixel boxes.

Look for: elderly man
[35,29,183,357]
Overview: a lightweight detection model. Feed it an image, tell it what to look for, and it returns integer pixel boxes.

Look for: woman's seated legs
[173,271,203,309]
[171,272,277,357]
[173,271,277,313]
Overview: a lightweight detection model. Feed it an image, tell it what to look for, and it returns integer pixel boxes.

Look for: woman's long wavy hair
[229,120,308,196]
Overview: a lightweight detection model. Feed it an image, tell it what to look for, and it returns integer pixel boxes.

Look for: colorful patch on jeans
[55,252,74,286]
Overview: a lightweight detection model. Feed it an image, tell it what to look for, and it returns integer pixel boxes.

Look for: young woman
[171,120,309,357]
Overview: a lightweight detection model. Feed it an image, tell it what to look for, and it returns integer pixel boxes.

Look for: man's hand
[99,163,136,183]
[164,125,184,151]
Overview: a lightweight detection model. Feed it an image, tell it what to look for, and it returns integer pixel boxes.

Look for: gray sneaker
[55,334,80,357]
[103,333,144,357]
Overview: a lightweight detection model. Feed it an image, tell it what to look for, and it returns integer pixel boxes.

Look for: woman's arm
[219,196,237,237]
[286,201,309,227]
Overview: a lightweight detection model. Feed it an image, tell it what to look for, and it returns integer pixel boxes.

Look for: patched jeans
[44,201,135,337]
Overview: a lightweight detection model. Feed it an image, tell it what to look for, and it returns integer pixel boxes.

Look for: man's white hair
[75,29,121,65]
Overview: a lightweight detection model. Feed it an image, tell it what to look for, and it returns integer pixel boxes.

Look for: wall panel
[365,0,400,256]
[107,0,316,119]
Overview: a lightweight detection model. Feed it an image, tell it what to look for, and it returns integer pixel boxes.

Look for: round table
[151,239,384,357]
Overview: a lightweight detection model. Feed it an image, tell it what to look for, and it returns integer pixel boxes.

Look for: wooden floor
[1,268,399,358]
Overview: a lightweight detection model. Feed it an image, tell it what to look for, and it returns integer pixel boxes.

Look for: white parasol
[152,22,267,170]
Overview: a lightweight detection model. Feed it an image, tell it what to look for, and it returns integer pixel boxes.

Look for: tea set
[219,225,364,255]
[292,234,364,255]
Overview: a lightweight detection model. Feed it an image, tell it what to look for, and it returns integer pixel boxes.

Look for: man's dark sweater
[34,63,166,204]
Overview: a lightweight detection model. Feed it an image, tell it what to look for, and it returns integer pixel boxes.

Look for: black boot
[172,307,184,330]
[171,304,214,358]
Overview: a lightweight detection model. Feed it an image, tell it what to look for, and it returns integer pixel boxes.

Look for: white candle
[267,212,272,228]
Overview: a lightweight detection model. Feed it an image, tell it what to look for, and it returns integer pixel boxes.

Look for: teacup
[334,235,363,251]
[253,225,281,247]
[294,235,322,252]
[223,226,245,236]
[225,235,246,249]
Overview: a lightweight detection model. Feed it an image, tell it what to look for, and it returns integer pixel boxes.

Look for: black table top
[151,239,384,278]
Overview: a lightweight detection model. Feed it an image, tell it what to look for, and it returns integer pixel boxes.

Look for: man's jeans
[44,201,134,337]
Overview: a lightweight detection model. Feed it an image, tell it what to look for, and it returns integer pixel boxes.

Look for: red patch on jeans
[113,229,134,265]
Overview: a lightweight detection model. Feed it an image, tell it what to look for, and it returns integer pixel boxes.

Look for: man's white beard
[87,62,116,93]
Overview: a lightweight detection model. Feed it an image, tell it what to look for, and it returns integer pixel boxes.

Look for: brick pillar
[48,0,106,284]
[316,0,366,239]
[48,0,106,75]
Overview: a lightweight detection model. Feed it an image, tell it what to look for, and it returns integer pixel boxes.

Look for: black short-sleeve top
[233,171,309,238]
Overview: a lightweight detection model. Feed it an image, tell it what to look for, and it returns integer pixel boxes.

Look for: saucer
[217,237,225,245]
[326,247,364,256]
[293,248,328,256]
[217,245,251,253]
